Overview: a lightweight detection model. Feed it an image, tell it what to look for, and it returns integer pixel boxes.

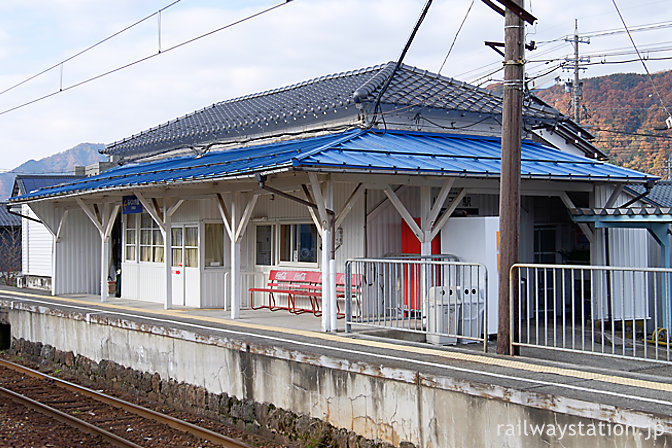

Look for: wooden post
[497,0,524,355]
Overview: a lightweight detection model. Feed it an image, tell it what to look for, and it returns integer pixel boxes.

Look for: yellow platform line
[4,290,672,394]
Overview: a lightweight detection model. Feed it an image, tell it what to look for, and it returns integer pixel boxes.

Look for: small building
[8,62,657,332]
[0,202,21,283]
[11,175,85,290]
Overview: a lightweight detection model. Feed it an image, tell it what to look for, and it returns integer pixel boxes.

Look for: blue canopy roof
[10,129,655,203]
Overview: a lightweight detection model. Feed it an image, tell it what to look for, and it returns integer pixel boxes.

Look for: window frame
[124,214,138,262]
[138,212,164,264]
[254,221,320,268]
[203,221,225,269]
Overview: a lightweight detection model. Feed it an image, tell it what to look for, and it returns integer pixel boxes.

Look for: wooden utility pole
[497,0,525,355]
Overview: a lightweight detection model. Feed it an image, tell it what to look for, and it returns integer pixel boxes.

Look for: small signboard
[122,195,143,214]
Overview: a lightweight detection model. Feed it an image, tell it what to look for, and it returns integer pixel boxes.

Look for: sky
[0,0,670,169]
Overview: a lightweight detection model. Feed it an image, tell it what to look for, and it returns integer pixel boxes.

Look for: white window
[280,223,317,263]
[139,212,164,263]
[255,222,318,266]
[171,225,198,268]
[124,214,137,261]
[204,223,224,267]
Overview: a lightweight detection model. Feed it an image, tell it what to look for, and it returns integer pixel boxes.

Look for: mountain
[0,143,106,200]
[533,70,672,177]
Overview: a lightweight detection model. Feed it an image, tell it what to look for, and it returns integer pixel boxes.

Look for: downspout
[6,203,42,224]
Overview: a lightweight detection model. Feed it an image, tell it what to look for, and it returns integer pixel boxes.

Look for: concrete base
[4,301,672,447]
[17,275,51,291]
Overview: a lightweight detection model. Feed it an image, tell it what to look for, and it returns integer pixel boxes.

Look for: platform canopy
[9,128,655,204]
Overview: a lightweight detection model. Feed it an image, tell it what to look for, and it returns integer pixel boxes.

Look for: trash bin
[458,287,484,343]
[426,286,460,345]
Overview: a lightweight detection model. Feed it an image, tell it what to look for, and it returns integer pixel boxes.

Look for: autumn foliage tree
[534,70,672,177]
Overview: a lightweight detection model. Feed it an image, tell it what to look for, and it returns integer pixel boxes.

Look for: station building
[8,62,657,332]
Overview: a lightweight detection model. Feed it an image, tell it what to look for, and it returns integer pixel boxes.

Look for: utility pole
[497,0,525,355]
[564,20,590,123]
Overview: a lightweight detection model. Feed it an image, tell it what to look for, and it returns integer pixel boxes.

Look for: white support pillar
[100,235,110,302]
[310,173,332,332]
[420,186,432,256]
[321,226,331,332]
[230,192,240,319]
[164,209,172,310]
[76,199,120,303]
[326,177,337,332]
[51,210,68,297]
[99,204,110,303]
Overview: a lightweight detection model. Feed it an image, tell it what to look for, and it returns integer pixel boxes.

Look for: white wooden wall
[54,209,101,295]
[21,204,53,277]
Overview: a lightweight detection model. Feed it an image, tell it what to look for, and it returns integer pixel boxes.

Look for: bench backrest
[266,270,360,290]
[335,273,361,287]
[268,270,322,285]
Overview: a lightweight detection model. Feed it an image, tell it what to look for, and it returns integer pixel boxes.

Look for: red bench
[249,270,360,317]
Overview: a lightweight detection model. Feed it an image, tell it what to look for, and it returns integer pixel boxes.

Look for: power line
[0,0,294,118]
[594,128,672,139]
[611,0,672,120]
[0,0,183,97]
[438,0,474,74]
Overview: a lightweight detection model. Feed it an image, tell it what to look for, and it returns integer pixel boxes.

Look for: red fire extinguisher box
[401,218,441,312]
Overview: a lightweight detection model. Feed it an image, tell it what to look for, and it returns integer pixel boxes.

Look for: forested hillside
[534,70,672,177]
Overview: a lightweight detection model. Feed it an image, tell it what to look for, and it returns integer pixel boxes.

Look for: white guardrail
[510,263,672,364]
[344,257,488,352]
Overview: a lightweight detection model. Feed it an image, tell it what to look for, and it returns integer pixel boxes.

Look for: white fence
[345,258,488,351]
[510,263,672,364]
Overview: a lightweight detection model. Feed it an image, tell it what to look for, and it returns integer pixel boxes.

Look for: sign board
[122,195,143,214]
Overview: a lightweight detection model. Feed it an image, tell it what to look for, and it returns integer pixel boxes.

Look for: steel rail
[0,385,143,448]
[0,358,251,448]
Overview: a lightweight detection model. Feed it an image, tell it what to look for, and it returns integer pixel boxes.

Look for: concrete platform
[2,286,672,447]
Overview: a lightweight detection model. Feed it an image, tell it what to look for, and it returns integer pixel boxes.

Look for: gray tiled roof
[104,62,562,159]
[627,181,672,207]
[0,202,20,227]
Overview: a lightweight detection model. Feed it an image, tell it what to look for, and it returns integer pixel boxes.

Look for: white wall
[21,204,53,277]
[54,209,101,295]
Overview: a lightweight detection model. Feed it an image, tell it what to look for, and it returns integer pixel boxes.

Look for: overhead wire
[0,0,183,97]
[610,0,672,119]
[438,0,475,74]
[0,0,295,118]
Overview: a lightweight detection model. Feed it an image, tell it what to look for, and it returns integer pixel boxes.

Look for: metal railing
[345,258,488,351]
[510,263,672,364]
[223,271,265,310]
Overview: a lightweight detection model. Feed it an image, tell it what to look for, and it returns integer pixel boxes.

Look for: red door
[401,218,440,311]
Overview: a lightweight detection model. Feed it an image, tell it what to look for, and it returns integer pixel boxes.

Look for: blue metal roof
[10,129,655,203]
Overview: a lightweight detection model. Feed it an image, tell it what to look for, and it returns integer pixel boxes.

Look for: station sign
[122,195,143,214]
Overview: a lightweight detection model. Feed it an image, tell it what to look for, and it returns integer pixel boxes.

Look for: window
[280,223,317,263]
[255,222,318,266]
[125,215,137,261]
[171,225,199,268]
[185,226,198,267]
[256,225,273,265]
[205,224,224,267]
[171,228,183,267]
[139,212,164,263]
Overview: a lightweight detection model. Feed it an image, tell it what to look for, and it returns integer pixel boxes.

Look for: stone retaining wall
[8,338,402,448]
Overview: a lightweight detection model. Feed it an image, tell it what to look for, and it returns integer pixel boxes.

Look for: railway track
[0,358,252,448]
